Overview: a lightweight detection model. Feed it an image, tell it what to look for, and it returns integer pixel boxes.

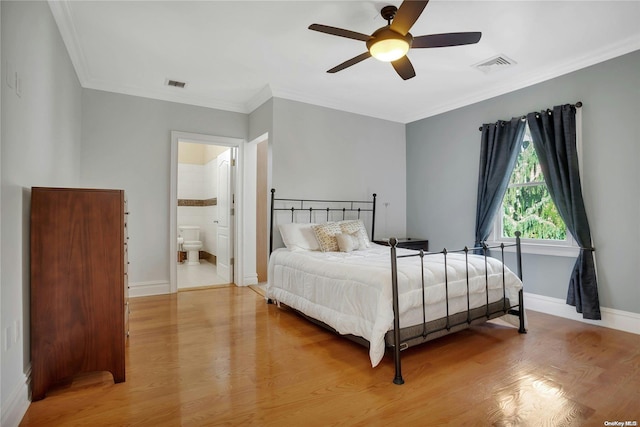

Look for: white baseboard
[524,292,640,335]
[1,372,30,427]
[128,280,171,297]
[241,273,259,286]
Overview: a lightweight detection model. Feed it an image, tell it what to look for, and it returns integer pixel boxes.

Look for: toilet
[178,225,203,265]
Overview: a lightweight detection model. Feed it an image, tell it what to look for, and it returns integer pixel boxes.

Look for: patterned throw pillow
[339,220,370,248]
[312,222,342,252]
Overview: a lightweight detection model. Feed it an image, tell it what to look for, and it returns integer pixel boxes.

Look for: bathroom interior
[177,141,231,289]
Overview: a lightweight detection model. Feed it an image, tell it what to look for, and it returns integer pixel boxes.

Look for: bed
[267,189,526,384]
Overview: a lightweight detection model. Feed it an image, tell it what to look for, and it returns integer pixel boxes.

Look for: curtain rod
[478,101,582,131]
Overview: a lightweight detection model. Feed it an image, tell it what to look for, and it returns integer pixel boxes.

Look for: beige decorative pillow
[336,232,361,252]
[339,220,370,248]
[312,222,342,252]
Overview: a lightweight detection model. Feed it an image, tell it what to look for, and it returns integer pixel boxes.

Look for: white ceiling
[49,1,640,123]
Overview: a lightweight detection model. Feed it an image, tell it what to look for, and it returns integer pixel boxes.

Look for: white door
[216,149,233,283]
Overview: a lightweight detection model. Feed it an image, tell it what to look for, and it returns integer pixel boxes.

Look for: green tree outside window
[501,130,567,241]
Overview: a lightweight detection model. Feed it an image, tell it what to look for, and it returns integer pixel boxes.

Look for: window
[491,125,578,255]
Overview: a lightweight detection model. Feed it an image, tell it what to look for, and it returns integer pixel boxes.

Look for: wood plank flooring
[20,286,639,426]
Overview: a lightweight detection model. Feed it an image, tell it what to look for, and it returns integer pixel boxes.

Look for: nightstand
[374,238,429,251]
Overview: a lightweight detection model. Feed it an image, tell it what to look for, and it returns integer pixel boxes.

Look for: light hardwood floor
[20,286,639,426]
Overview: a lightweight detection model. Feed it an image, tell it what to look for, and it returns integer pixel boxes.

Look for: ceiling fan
[309,0,481,80]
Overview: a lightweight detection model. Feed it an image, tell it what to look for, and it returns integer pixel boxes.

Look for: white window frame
[486,117,583,258]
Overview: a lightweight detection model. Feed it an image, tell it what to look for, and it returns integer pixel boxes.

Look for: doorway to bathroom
[175,140,236,290]
[170,130,267,293]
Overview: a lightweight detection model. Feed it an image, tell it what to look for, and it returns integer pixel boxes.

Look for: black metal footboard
[388,232,526,385]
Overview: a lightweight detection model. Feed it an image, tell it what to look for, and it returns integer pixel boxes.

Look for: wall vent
[166,79,186,88]
[473,54,516,74]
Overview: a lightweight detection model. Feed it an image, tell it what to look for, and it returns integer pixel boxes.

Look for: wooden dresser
[30,187,128,401]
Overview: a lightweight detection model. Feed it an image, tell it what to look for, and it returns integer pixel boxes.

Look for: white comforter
[267,244,523,367]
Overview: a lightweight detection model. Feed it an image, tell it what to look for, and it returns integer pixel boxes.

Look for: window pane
[502,184,567,240]
[509,139,544,185]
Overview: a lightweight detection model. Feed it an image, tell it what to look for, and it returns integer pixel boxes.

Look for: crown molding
[270,85,401,123]
[244,85,273,113]
[48,0,91,85]
[48,0,250,113]
[49,0,640,124]
[83,77,248,113]
[402,34,640,123]
[261,34,640,124]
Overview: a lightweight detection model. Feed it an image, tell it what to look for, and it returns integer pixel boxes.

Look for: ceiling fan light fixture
[309,1,482,79]
[367,28,412,62]
[369,39,409,62]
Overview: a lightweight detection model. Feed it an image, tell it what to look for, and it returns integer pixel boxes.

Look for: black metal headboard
[269,188,377,253]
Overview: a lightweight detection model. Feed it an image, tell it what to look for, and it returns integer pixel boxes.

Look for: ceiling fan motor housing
[380,5,398,22]
[367,27,413,49]
[308,1,481,79]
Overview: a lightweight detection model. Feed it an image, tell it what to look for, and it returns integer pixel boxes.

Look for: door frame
[170,131,250,293]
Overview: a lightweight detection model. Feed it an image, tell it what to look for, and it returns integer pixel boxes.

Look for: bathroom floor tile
[177,260,229,289]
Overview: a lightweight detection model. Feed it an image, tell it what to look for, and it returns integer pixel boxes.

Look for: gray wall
[80,89,248,286]
[1,1,83,422]
[79,93,408,287]
[248,98,273,144]
[271,98,407,240]
[3,2,636,422]
[406,50,640,314]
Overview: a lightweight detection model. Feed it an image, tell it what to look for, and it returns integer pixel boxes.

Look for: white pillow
[336,232,362,253]
[338,220,371,248]
[278,223,320,251]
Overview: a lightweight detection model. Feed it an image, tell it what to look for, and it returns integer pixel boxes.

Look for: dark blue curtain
[474,118,526,252]
[526,104,600,320]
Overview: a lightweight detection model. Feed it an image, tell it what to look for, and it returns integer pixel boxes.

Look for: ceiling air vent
[473,54,516,74]
[166,79,186,88]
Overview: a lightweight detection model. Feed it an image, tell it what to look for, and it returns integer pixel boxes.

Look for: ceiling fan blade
[391,56,416,80]
[390,1,429,36]
[309,24,371,42]
[327,52,372,73]
[412,32,482,48]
